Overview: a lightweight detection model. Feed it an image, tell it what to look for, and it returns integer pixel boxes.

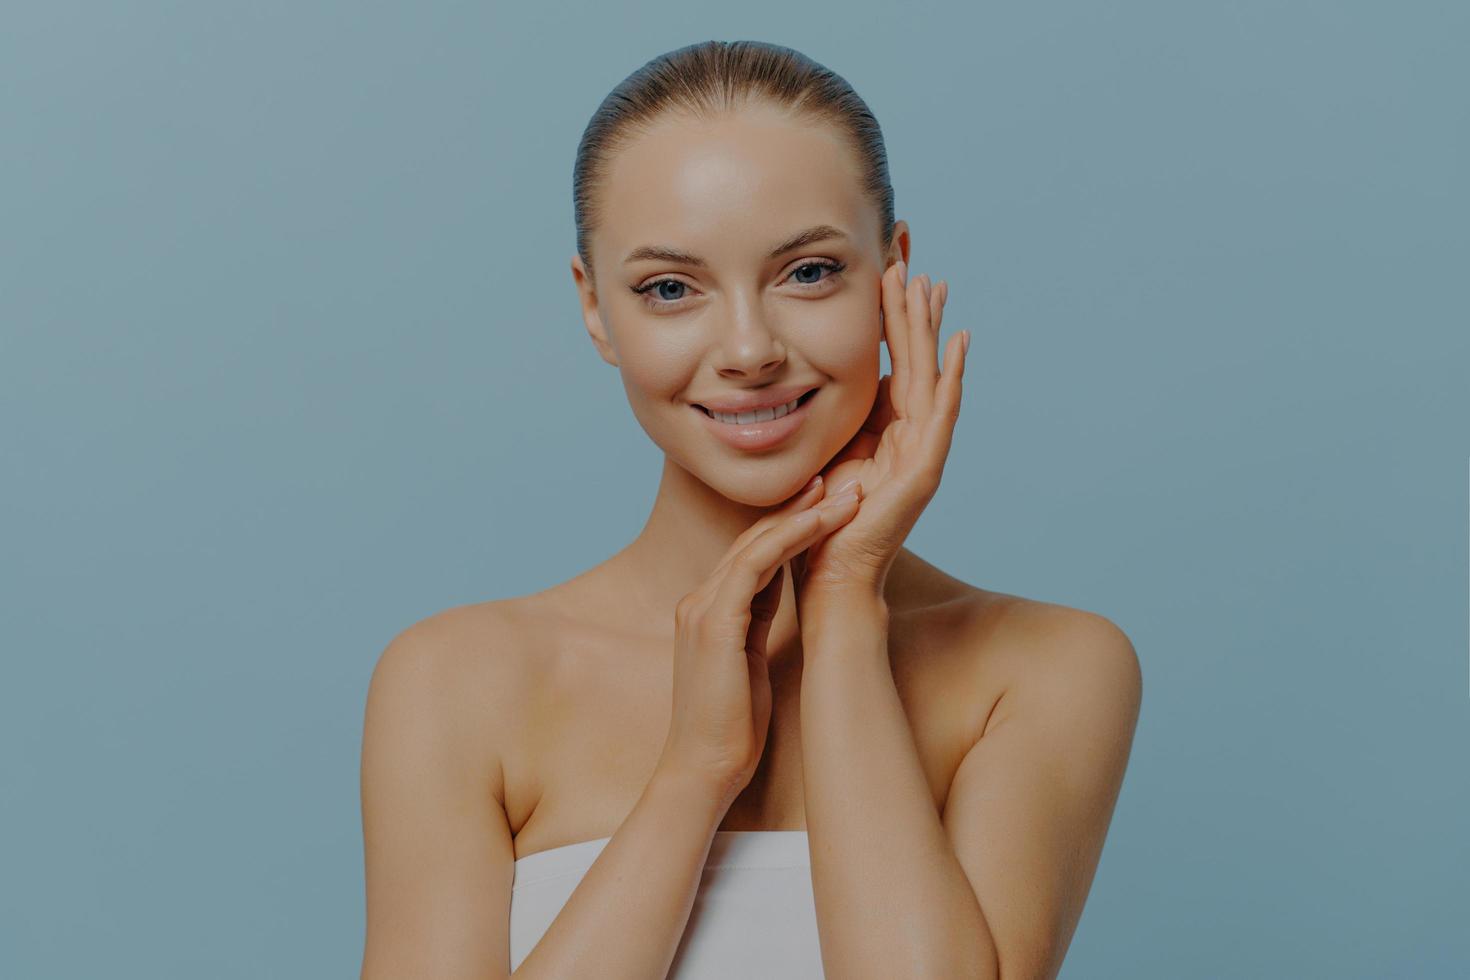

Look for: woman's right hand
[655,475,864,806]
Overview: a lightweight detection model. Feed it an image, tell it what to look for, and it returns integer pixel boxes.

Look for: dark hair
[572,40,895,289]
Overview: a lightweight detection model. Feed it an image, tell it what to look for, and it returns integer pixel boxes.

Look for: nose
[712,302,786,379]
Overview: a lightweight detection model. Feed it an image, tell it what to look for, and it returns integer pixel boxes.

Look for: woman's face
[572,102,908,506]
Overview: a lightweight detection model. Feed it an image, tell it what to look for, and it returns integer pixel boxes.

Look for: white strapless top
[509,830,824,976]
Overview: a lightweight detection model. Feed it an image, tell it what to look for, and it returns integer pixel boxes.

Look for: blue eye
[631,260,847,310]
[639,279,692,305]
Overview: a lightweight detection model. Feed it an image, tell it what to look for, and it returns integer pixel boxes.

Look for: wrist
[649,756,739,821]
[798,589,890,634]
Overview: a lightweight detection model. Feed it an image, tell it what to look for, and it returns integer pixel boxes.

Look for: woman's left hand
[792,261,971,610]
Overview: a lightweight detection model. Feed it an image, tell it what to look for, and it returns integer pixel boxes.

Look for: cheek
[613,328,699,403]
[804,296,882,378]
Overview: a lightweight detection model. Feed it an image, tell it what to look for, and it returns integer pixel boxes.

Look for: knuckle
[732,547,764,572]
[675,593,702,625]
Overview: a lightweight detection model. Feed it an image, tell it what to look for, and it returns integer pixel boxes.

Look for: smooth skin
[660,477,864,805]
[791,257,969,610]
[360,100,1141,979]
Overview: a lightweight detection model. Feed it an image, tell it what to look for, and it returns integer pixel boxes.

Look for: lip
[692,388,818,452]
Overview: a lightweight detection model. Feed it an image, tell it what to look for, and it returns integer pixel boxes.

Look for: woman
[360,40,1142,979]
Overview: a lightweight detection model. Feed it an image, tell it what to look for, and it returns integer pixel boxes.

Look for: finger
[746,564,784,659]
[907,273,938,422]
[931,279,946,333]
[711,490,862,620]
[710,474,826,582]
[930,327,968,444]
[882,261,911,419]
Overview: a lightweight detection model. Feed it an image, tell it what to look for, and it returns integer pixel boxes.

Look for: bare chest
[504,602,995,862]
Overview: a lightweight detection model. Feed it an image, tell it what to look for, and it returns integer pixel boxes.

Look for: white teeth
[709,396,802,425]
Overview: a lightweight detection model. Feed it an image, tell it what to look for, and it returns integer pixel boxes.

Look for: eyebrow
[622,224,850,267]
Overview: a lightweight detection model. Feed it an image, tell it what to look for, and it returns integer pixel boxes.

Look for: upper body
[360,40,1142,980]
[361,544,1140,977]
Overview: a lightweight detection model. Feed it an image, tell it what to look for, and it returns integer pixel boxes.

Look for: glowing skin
[570,101,912,634]
[359,90,1137,980]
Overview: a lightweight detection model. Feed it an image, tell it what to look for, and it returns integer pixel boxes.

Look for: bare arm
[517,479,857,975]
[360,616,518,978]
[359,610,735,980]
[797,599,1142,980]
[511,764,729,978]
[363,486,848,976]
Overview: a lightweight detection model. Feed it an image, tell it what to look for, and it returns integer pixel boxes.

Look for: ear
[880,220,913,343]
[571,254,620,367]
[886,219,911,273]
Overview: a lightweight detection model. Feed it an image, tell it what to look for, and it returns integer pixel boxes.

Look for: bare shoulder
[369,597,550,794]
[891,550,1141,743]
[377,597,543,699]
[929,589,1142,980]
[360,599,554,977]
[956,589,1143,742]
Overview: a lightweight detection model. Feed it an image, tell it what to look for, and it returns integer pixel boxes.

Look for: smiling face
[571,101,908,506]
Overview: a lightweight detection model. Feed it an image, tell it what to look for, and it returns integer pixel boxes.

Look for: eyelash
[630,260,848,310]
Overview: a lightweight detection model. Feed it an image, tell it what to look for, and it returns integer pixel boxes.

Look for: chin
[682,459,822,509]
[725,473,816,508]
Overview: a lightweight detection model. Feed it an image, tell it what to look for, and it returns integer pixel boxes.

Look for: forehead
[594,104,874,269]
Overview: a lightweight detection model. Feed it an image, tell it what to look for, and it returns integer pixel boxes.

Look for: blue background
[2,2,1466,977]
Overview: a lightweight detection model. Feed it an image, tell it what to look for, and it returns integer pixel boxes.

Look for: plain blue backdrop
[2,2,1466,977]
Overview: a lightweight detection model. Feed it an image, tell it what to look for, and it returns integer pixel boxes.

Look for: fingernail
[962,329,971,354]
[803,474,823,493]
[897,260,907,284]
[833,477,860,495]
[824,490,859,508]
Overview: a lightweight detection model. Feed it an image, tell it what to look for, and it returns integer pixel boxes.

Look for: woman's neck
[598,457,934,637]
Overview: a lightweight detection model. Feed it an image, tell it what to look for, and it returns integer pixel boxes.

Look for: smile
[691,389,820,452]
[699,393,805,424]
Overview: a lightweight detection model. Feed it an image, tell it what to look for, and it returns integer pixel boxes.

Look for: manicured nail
[803,473,823,493]
[824,490,859,508]
[897,260,907,284]
[833,476,860,495]
[962,329,971,353]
